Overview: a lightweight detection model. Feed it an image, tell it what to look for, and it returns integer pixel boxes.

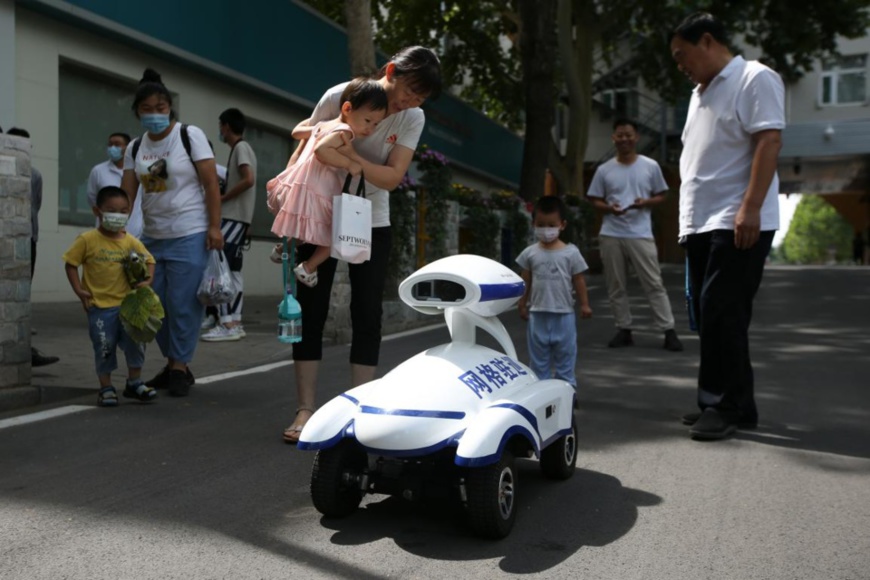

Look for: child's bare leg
[98,373,113,388]
[128,367,142,381]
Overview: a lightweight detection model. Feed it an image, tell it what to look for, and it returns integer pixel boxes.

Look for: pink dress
[267,122,353,246]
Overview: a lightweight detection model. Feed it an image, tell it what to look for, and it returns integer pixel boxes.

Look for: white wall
[0,0,15,130]
[15,9,303,302]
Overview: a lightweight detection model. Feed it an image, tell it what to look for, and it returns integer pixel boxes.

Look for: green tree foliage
[781,196,853,264]
[300,1,869,198]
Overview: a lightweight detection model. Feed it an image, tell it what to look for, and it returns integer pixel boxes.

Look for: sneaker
[201,325,244,342]
[31,348,60,367]
[168,369,192,397]
[201,314,217,331]
[147,365,195,390]
[607,329,634,348]
[689,408,737,440]
[123,379,157,403]
[682,411,757,429]
[663,329,684,352]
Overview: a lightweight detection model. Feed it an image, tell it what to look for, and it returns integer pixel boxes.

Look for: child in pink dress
[267,78,388,287]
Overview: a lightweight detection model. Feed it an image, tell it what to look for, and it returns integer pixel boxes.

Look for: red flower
[386,134,397,144]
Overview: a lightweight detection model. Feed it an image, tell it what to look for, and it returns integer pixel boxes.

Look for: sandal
[283,406,316,444]
[269,244,284,264]
[123,379,157,403]
[293,263,318,288]
[97,386,119,408]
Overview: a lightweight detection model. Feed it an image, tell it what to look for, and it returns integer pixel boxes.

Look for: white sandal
[293,263,318,287]
[269,244,283,264]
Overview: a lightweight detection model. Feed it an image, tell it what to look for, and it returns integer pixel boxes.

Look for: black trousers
[685,229,774,420]
[292,227,392,365]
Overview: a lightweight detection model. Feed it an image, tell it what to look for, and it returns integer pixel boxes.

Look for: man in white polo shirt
[588,118,683,352]
[671,12,784,440]
[87,132,143,238]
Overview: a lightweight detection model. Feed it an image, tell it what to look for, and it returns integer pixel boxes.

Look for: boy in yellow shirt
[63,186,157,407]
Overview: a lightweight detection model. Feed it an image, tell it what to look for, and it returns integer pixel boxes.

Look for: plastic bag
[197,250,235,306]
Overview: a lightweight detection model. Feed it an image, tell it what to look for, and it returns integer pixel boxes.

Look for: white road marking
[195,360,295,384]
[0,405,93,430]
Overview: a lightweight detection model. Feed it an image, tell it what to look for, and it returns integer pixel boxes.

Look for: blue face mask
[107,145,123,162]
[140,113,171,134]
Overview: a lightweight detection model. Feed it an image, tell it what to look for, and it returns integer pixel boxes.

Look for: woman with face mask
[120,68,224,397]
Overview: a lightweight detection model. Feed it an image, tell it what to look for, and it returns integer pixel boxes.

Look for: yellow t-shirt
[62,230,155,308]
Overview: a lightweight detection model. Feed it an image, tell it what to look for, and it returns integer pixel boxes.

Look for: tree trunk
[344,0,376,76]
[555,0,596,196]
[517,0,558,201]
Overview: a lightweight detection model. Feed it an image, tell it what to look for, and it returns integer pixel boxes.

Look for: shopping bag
[197,250,235,306]
[331,172,372,264]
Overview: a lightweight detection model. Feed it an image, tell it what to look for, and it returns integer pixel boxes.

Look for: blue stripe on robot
[478,282,525,302]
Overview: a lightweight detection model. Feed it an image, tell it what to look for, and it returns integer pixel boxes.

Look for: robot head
[398,255,524,318]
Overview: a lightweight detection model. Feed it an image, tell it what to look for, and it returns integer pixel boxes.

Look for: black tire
[465,450,517,539]
[540,414,578,480]
[310,439,367,518]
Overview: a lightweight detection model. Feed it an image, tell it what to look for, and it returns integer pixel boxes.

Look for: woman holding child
[280,46,442,443]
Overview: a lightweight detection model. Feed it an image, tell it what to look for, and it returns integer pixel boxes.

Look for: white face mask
[535,227,560,243]
[101,212,129,232]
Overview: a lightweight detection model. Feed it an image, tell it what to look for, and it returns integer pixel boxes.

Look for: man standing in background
[87,132,143,238]
[201,108,257,342]
[587,118,683,352]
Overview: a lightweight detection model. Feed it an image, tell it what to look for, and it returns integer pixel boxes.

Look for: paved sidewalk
[24,295,298,409]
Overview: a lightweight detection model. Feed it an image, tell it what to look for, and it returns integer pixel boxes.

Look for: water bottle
[277,292,303,344]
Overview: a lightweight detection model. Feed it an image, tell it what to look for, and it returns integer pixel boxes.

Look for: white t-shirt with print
[124,123,214,239]
[679,56,785,237]
[310,82,426,228]
[587,155,669,239]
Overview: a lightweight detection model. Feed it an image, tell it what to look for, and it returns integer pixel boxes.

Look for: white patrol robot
[298,254,578,538]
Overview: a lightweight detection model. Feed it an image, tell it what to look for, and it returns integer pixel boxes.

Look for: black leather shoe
[146,365,195,390]
[689,408,737,440]
[682,410,757,429]
[31,348,59,367]
[663,329,684,352]
[168,370,192,397]
[607,329,634,348]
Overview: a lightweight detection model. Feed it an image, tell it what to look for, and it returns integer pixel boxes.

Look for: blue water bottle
[277,238,303,344]
[278,292,303,343]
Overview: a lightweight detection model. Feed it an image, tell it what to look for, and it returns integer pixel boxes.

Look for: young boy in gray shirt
[516,196,592,388]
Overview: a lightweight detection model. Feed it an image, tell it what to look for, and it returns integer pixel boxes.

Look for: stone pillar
[0,134,33,402]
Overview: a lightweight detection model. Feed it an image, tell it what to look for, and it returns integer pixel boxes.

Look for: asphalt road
[1,266,869,580]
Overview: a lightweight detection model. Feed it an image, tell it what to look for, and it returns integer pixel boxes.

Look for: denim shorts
[87,306,146,376]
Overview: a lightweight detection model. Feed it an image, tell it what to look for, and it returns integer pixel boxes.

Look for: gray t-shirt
[221,140,257,224]
[515,243,588,313]
[587,155,668,239]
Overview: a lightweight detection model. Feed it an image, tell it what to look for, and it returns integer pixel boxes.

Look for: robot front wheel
[310,439,368,518]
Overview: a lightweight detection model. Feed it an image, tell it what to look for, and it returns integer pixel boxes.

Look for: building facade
[0,0,524,302]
